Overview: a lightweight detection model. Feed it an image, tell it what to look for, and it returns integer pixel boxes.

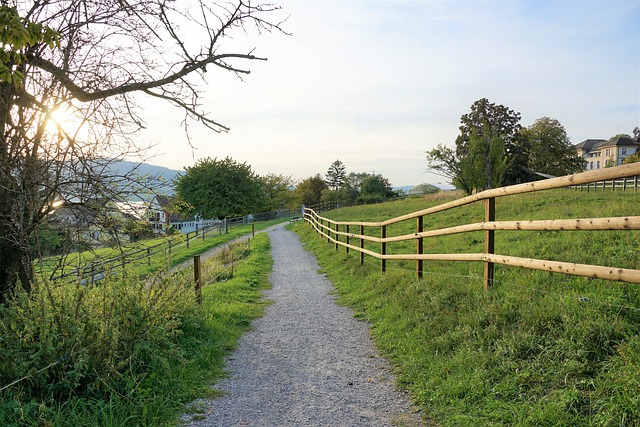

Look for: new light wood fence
[303,163,640,290]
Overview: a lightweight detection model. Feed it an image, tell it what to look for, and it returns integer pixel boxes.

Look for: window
[596,161,600,169]
[590,162,593,169]
[621,147,627,155]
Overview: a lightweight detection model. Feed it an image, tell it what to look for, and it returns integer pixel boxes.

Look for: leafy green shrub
[0,272,196,424]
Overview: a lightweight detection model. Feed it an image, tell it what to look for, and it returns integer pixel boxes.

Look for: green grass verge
[292,189,640,426]
[36,219,283,280]
[0,233,273,426]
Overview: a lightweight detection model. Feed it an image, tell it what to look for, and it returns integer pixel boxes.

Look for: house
[146,195,173,233]
[576,136,639,170]
[145,194,220,234]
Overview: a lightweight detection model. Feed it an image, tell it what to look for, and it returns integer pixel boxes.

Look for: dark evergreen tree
[325,159,347,190]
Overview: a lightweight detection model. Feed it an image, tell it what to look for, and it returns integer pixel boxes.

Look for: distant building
[575,136,639,170]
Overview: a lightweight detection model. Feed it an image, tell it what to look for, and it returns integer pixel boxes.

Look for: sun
[44,105,85,138]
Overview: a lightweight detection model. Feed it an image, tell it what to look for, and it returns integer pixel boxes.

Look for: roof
[155,195,175,208]
[576,137,639,153]
[600,136,638,148]
[574,139,606,152]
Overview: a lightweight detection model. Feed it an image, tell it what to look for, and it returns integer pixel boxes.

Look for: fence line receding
[303,163,640,290]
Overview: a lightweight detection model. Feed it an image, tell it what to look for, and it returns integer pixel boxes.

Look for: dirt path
[183,223,428,427]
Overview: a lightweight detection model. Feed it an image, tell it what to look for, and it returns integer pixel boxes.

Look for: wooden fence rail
[304,163,640,290]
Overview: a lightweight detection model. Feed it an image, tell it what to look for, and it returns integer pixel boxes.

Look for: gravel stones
[183,224,426,427]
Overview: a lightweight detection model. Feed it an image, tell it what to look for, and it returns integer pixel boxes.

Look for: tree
[294,175,328,206]
[455,129,508,193]
[325,159,347,190]
[0,1,285,302]
[455,98,527,184]
[260,173,294,211]
[174,157,263,219]
[360,173,393,198]
[521,117,585,176]
[425,144,466,192]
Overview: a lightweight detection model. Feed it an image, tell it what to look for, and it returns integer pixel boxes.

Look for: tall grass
[293,189,640,426]
[0,234,272,426]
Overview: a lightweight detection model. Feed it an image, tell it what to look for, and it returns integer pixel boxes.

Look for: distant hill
[107,159,182,196]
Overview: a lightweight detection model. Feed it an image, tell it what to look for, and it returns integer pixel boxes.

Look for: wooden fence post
[202,226,205,240]
[194,255,202,305]
[346,224,350,254]
[484,197,495,290]
[186,233,190,248]
[147,248,151,266]
[360,225,365,266]
[417,216,423,279]
[252,223,255,237]
[381,225,386,274]
[335,223,339,250]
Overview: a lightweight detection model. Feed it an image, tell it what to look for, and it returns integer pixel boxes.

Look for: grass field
[292,189,640,426]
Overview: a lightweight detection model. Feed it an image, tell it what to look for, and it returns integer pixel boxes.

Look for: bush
[0,272,196,424]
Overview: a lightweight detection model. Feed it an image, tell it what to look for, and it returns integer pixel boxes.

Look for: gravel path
[184,223,427,427]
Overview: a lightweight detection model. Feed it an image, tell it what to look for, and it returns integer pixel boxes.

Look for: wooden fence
[48,207,299,284]
[569,175,639,192]
[303,163,640,290]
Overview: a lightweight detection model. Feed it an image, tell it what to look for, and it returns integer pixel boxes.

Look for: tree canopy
[174,157,264,219]
[0,1,285,302]
[294,175,328,206]
[521,117,585,176]
[427,98,590,195]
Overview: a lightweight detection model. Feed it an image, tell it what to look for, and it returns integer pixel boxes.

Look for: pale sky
[136,0,640,187]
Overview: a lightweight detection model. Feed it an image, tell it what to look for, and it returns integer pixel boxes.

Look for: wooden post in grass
[186,233,190,248]
[381,225,387,274]
[360,225,365,266]
[346,224,350,254]
[252,223,255,237]
[194,255,202,305]
[417,216,424,279]
[335,223,339,251]
[484,197,495,290]
[147,248,151,265]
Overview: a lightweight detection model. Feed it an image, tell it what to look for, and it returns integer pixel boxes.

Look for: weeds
[0,233,272,426]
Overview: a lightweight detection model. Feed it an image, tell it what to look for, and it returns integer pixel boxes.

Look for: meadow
[293,189,640,426]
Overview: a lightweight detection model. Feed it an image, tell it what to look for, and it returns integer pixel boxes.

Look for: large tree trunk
[0,239,32,304]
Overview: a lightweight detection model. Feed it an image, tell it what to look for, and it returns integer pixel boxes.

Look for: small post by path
[194,255,202,305]
[252,223,255,237]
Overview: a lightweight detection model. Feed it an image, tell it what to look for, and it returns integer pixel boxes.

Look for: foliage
[325,159,347,190]
[0,232,272,426]
[522,117,586,176]
[174,157,264,219]
[293,189,640,426]
[294,174,328,206]
[0,1,284,303]
[260,173,294,211]
[455,128,508,194]
[360,173,394,198]
[455,98,527,185]
[0,5,58,87]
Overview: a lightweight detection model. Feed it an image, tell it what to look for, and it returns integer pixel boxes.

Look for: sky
[135,0,640,187]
